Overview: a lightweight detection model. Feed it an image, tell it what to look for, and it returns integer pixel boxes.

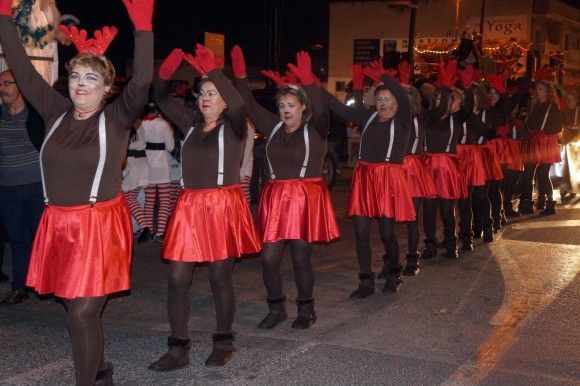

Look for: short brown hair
[66,53,116,87]
[275,85,313,122]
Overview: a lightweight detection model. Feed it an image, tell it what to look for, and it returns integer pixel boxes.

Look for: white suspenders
[477,110,486,144]
[540,104,552,131]
[40,112,107,205]
[410,117,419,154]
[266,122,310,179]
[180,124,225,187]
[461,122,467,144]
[359,112,395,161]
[445,115,454,153]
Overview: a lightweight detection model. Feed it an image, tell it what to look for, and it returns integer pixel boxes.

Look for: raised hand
[397,61,412,85]
[488,72,507,94]
[283,69,299,85]
[159,48,184,80]
[457,64,475,89]
[183,44,219,76]
[230,45,246,78]
[352,64,364,91]
[533,66,554,82]
[287,51,315,86]
[122,0,154,31]
[362,59,387,83]
[261,69,287,87]
[438,59,457,87]
[0,0,12,16]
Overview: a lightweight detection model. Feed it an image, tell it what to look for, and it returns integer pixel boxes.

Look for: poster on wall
[353,39,380,66]
[465,15,529,41]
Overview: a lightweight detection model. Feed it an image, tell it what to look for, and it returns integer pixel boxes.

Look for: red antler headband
[59,25,118,56]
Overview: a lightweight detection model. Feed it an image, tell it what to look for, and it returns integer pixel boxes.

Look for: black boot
[535,196,546,211]
[382,266,403,292]
[500,210,507,226]
[402,253,420,276]
[420,239,438,260]
[445,239,458,259]
[472,227,482,239]
[148,337,191,372]
[460,231,473,252]
[377,254,388,280]
[258,297,288,329]
[137,227,153,244]
[349,273,375,298]
[539,200,556,215]
[518,199,534,215]
[205,333,235,366]
[483,228,494,243]
[292,299,317,329]
[504,203,520,217]
[94,361,114,386]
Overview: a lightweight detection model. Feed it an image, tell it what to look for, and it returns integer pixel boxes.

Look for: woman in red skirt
[233,47,339,329]
[520,79,562,215]
[149,46,261,370]
[323,59,415,297]
[0,1,154,384]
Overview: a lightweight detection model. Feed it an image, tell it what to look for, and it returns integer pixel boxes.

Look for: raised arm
[154,77,197,136]
[207,68,247,139]
[321,87,372,125]
[454,89,474,125]
[379,73,411,125]
[0,15,69,119]
[108,0,154,129]
[303,84,329,138]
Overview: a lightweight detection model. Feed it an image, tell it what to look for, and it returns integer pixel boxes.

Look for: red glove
[261,69,287,87]
[0,0,12,16]
[183,44,218,76]
[488,72,507,94]
[362,60,387,83]
[398,61,412,85]
[438,59,457,87]
[122,0,154,32]
[496,124,509,137]
[513,119,524,130]
[214,54,224,69]
[283,69,299,85]
[287,51,315,86]
[352,64,364,91]
[533,66,554,81]
[230,45,246,78]
[385,68,398,79]
[159,48,184,81]
[458,64,475,89]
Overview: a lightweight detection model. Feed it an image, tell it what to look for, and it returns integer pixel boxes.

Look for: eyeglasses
[0,80,16,87]
[376,96,394,104]
[199,90,219,98]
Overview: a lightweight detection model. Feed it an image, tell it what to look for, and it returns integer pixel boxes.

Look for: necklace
[285,121,302,133]
[74,105,102,119]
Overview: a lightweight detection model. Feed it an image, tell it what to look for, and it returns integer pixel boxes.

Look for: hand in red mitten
[488,72,507,94]
[122,0,154,32]
[458,64,475,89]
[438,59,457,87]
[283,69,299,85]
[261,70,287,87]
[398,61,412,85]
[287,51,314,86]
[0,0,12,16]
[533,66,554,82]
[352,64,364,91]
[159,48,184,81]
[496,124,509,137]
[230,45,246,78]
[214,55,224,70]
[183,44,219,76]
[362,60,387,83]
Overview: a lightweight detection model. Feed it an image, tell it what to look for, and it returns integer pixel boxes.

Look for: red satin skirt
[424,153,467,199]
[348,161,415,221]
[524,131,561,164]
[163,185,261,262]
[456,145,486,187]
[402,155,437,198]
[26,194,133,299]
[498,138,524,171]
[481,142,504,181]
[258,177,340,243]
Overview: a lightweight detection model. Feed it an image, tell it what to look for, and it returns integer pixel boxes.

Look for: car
[249,87,348,203]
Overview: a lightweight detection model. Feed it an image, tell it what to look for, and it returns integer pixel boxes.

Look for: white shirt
[142,116,175,185]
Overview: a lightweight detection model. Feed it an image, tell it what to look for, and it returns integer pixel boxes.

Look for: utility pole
[407,1,417,70]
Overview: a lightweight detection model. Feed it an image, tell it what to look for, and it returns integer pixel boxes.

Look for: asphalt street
[1,171,579,385]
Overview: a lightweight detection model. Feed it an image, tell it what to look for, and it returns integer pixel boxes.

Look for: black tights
[501,168,522,205]
[64,296,107,386]
[167,258,235,338]
[353,216,399,274]
[459,184,491,236]
[522,163,553,201]
[406,197,424,254]
[261,239,313,300]
[423,198,456,242]
[488,179,503,224]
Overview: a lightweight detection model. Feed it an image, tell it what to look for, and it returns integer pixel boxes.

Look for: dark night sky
[57,0,329,76]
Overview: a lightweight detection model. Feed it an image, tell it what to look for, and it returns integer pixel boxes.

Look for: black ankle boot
[535,196,546,211]
[420,239,438,260]
[504,204,520,217]
[500,210,507,226]
[402,253,420,276]
[258,297,288,329]
[518,199,534,215]
[94,361,114,386]
[460,231,473,251]
[382,266,403,292]
[349,273,375,298]
[137,227,153,244]
[472,227,482,239]
[148,337,191,372]
[292,298,317,329]
[205,333,235,366]
[539,200,556,215]
[377,254,388,279]
[445,239,458,259]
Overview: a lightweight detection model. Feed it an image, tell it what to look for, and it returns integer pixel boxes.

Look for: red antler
[59,25,118,55]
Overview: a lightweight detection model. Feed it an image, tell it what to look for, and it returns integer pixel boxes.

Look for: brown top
[155,70,247,189]
[0,16,153,206]
[235,78,329,179]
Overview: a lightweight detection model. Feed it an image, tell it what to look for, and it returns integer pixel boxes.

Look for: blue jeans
[0,182,44,292]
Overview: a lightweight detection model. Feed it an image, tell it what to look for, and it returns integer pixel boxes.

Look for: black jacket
[0,102,45,151]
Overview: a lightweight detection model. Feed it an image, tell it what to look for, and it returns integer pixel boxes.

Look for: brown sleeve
[154,77,197,136]
[321,87,372,126]
[107,31,154,130]
[207,69,246,139]
[303,84,329,139]
[233,77,277,136]
[0,15,69,120]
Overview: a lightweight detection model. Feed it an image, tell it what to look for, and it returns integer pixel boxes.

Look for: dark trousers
[521,163,553,201]
[501,168,522,206]
[458,184,490,239]
[0,182,44,292]
[423,198,457,242]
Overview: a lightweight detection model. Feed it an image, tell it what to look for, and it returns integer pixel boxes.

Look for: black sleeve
[304,84,329,139]
[379,74,411,126]
[208,69,246,140]
[425,87,451,126]
[233,77,277,137]
[154,77,197,136]
[320,87,372,126]
[455,89,474,125]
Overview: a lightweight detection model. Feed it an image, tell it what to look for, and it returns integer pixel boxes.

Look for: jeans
[0,182,44,292]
